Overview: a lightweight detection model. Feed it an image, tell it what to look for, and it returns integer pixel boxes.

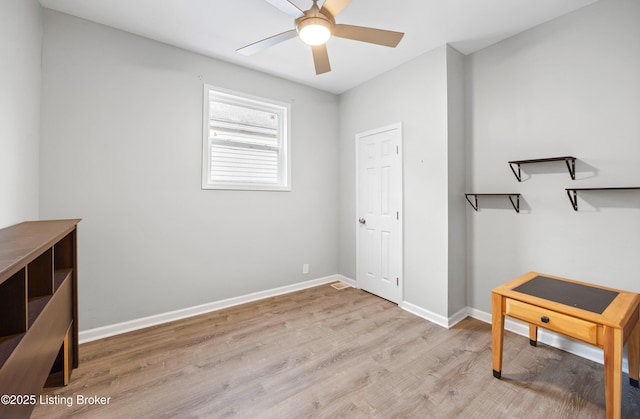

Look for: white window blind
[202,86,290,190]
[210,144,278,185]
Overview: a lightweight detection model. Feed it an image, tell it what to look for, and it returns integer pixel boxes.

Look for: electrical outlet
[302,264,309,274]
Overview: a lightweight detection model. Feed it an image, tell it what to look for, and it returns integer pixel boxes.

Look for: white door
[356,124,403,303]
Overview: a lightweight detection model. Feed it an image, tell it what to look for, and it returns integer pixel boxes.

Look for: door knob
[358,218,366,224]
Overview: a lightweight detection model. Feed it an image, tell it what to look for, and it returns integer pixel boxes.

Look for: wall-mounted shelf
[508,156,576,182]
[565,187,640,211]
[465,193,521,213]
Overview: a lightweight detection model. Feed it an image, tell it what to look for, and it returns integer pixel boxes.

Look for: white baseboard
[467,307,628,373]
[335,274,357,288]
[399,302,470,329]
[400,301,447,328]
[79,274,345,343]
[448,306,470,328]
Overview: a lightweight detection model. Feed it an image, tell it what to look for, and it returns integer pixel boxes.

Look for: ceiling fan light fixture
[297,17,332,46]
[237,0,405,76]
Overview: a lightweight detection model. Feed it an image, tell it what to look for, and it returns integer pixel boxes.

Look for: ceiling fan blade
[320,0,351,17]
[236,29,298,56]
[312,44,331,75]
[334,24,404,47]
[265,0,304,18]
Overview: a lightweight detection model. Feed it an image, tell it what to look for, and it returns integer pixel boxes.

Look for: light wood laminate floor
[32,285,640,418]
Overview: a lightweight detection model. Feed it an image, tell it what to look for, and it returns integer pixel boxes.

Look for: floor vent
[330,282,350,290]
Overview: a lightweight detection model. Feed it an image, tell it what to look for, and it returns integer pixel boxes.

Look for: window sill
[201,184,291,192]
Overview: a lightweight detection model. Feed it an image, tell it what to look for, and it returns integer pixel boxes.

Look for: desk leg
[629,320,640,387]
[492,292,504,379]
[529,324,538,347]
[603,326,623,419]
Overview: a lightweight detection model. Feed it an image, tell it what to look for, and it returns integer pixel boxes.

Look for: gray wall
[39,11,340,329]
[446,47,467,317]
[0,0,42,228]
[338,45,466,319]
[466,0,640,313]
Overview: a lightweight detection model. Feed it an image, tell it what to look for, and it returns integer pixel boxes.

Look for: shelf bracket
[565,158,576,180]
[465,194,479,211]
[508,162,522,182]
[566,189,579,211]
[508,194,520,213]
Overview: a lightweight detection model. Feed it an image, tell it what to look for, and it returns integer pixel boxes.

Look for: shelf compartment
[28,295,53,328]
[28,270,72,329]
[508,156,576,182]
[28,247,54,298]
[565,187,640,211]
[54,268,72,293]
[54,232,74,271]
[0,269,27,337]
[465,193,521,213]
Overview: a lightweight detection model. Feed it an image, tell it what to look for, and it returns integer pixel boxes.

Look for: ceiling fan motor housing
[295,4,335,45]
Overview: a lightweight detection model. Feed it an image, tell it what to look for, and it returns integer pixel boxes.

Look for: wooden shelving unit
[0,219,80,418]
[508,156,576,182]
[465,193,521,213]
[565,187,640,211]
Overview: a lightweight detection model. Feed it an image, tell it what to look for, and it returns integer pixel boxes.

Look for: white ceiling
[38,0,598,94]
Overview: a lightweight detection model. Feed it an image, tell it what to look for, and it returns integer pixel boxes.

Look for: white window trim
[202,85,291,191]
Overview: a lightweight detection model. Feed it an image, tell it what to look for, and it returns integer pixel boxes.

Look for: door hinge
[396,211,399,220]
[396,277,399,286]
[396,145,399,155]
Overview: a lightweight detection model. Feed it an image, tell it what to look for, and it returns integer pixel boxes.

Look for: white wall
[0,0,42,228]
[466,0,640,313]
[39,11,340,330]
[339,45,466,320]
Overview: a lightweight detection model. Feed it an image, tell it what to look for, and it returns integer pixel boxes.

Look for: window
[202,85,291,191]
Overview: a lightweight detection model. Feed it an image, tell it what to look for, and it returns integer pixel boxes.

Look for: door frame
[355,122,404,303]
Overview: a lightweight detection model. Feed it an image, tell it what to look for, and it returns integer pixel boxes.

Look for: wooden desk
[492,272,640,419]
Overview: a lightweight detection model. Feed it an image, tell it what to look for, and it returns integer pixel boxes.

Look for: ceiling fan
[236,0,405,75]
